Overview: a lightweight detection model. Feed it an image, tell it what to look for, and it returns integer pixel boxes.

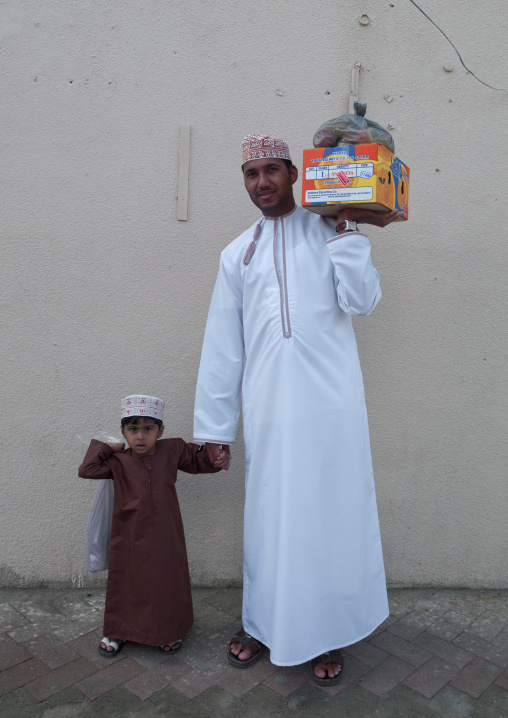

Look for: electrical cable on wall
[407,0,506,92]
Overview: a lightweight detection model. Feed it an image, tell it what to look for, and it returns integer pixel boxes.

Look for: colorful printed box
[301,143,409,219]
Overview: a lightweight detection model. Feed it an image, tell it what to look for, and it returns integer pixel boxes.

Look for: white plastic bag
[85,478,114,573]
[79,432,122,574]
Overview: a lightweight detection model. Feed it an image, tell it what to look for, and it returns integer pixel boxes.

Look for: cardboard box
[301,143,409,219]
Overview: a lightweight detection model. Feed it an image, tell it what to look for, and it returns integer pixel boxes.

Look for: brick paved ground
[0,587,507,717]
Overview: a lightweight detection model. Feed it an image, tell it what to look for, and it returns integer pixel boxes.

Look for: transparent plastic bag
[85,478,114,573]
[313,102,395,153]
[78,432,123,574]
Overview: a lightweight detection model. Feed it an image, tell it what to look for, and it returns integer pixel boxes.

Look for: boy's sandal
[228,629,264,668]
[98,637,125,657]
[309,649,344,686]
[159,640,183,654]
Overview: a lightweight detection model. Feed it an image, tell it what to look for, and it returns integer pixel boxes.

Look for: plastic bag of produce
[313,102,395,153]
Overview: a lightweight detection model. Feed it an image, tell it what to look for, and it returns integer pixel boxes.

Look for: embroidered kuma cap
[121,395,164,422]
[242,134,291,165]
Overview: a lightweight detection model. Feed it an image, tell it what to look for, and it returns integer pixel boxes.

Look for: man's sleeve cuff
[193,438,235,445]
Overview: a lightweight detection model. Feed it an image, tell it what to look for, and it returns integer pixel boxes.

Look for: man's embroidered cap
[121,395,164,422]
[242,134,291,165]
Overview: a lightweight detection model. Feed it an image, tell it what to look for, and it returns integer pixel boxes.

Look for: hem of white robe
[243,607,390,667]
[193,437,235,445]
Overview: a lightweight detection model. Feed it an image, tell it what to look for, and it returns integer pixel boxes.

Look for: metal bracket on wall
[177,124,191,221]
[349,62,362,113]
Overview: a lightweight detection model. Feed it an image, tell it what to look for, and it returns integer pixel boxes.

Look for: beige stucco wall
[1,0,507,589]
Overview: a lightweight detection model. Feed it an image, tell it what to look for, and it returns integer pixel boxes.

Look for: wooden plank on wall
[177,124,191,221]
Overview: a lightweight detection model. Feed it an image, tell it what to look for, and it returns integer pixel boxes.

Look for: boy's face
[121,417,164,456]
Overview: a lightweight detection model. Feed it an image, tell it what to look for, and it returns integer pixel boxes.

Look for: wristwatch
[336,219,358,234]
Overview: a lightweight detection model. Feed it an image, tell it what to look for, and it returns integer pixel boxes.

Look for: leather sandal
[309,649,344,686]
[228,629,264,668]
[159,640,182,654]
[98,637,124,657]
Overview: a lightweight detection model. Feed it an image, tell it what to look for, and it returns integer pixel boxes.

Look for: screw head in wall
[359,14,370,25]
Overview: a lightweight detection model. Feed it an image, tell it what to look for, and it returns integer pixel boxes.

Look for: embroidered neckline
[262,205,298,221]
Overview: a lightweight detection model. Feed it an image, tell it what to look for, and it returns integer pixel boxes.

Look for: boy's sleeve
[177,440,221,475]
[78,439,115,480]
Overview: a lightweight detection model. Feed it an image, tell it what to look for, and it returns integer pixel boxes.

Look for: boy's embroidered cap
[121,395,164,421]
[242,134,291,165]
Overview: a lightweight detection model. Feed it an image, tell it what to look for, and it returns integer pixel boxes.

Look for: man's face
[121,417,164,456]
[243,159,298,217]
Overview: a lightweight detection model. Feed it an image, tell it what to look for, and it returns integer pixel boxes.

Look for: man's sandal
[228,629,264,668]
[159,640,183,654]
[98,637,124,657]
[309,649,344,686]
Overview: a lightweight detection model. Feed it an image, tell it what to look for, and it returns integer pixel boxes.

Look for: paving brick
[216,652,278,698]
[7,618,66,643]
[404,656,460,699]
[357,656,415,696]
[82,592,106,612]
[492,626,508,649]
[25,656,98,702]
[368,600,411,638]
[189,596,220,622]
[263,663,310,698]
[67,630,126,668]
[0,658,49,697]
[476,593,508,616]
[51,613,103,643]
[0,587,506,710]
[389,589,431,607]
[187,619,239,653]
[371,631,433,667]
[8,597,66,624]
[392,594,447,616]
[388,609,447,641]
[493,667,508,691]
[51,594,100,621]
[124,657,191,700]
[449,656,504,699]
[75,657,145,700]
[177,637,218,669]
[425,590,486,618]
[465,610,508,642]
[413,632,474,668]
[24,633,80,670]
[125,642,173,668]
[195,587,243,619]
[426,610,474,641]
[454,631,508,667]
[343,639,388,667]
[0,603,29,633]
[188,609,238,645]
[0,634,31,671]
[169,655,227,699]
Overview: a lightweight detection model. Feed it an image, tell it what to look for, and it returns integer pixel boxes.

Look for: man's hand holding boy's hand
[205,442,232,471]
[337,208,402,228]
[107,442,125,452]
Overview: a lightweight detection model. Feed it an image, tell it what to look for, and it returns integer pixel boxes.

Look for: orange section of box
[301,144,409,219]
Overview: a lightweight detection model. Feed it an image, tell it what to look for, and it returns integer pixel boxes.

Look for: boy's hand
[205,442,231,471]
[107,442,125,452]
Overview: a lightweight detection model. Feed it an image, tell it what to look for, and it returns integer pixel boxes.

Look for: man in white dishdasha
[194,134,399,684]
